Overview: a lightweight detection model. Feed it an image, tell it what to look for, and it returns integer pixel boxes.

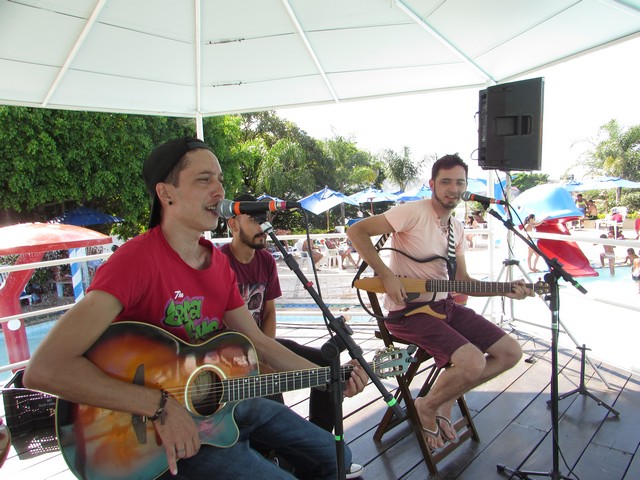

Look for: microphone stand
[485,207,587,480]
[261,222,406,479]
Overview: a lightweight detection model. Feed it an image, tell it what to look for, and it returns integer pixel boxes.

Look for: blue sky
[278,36,640,183]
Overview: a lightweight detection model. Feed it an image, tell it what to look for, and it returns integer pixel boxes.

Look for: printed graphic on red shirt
[162,293,221,342]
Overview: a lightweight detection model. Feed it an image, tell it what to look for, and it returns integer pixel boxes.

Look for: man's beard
[432,188,459,211]
[239,228,266,250]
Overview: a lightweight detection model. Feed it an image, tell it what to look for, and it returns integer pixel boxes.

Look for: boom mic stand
[486,208,588,480]
[261,222,407,480]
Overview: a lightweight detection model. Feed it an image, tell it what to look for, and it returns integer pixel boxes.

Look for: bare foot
[414,397,444,449]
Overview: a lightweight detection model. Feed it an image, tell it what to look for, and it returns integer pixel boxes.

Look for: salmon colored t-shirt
[383,199,466,311]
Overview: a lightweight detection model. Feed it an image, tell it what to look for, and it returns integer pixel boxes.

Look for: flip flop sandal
[436,415,459,444]
[421,423,443,449]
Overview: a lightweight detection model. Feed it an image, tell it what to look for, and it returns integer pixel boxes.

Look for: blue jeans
[161,398,351,479]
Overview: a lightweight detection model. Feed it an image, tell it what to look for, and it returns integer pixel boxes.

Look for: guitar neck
[425,279,532,294]
[221,364,355,403]
[355,277,541,295]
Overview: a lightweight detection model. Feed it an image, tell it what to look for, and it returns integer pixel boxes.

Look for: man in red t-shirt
[25,138,367,479]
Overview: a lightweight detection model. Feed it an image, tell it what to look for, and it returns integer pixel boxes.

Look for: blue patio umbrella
[572,176,640,191]
[348,187,398,203]
[300,187,358,215]
[257,194,286,203]
[467,177,488,193]
[560,179,585,192]
[348,187,398,213]
[396,184,431,202]
[51,206,123,227]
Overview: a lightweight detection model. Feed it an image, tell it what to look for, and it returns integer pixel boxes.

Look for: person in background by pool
[338,237,359,269]
[608,225,625,240]
[219,193,365,479]
[465,215,475,248]
[599,233,616,275]
[296,238,324,265]
[575,193,587,228]
[622,247,638,266]
[632,256,640,294]
[523,214,541,273]
[586,199,598,220]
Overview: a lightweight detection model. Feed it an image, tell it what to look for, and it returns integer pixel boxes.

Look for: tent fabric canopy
[0,223,111,255]
[1,0,639,119]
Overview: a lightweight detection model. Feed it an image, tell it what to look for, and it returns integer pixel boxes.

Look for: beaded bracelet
[148,389,170,425]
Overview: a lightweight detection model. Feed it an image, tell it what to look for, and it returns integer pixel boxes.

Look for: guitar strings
[153,364,361,412]
[148,353,409,413]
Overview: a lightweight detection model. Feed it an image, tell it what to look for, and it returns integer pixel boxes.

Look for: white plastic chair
[294,240,313,270]
[326,247,340,268]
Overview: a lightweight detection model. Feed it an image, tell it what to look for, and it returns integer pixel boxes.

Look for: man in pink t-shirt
[348,154,530,450]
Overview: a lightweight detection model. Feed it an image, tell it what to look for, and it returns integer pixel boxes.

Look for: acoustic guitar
[55,321,413,480]
[354,277,549,319]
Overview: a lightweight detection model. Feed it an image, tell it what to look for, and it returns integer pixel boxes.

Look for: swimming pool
[277,311,373,324]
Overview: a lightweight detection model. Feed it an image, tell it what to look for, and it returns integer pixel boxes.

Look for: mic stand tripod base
[497,464,573,480]
[546,345,620,417]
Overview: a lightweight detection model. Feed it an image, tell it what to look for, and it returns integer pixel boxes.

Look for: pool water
[565,265,639,301]
[0,320,56,384]
[278,312,372,324]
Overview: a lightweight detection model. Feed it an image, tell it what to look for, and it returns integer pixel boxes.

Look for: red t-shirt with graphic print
[88,227,244,344]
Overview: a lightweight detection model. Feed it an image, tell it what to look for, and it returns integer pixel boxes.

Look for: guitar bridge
[131,364,147,445]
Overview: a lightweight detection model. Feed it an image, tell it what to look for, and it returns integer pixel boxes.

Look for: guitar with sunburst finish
[55,321,413,480]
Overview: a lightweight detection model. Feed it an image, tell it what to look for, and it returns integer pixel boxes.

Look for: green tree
[316,135,378,227]
[203,114,246,197]
[581,119,640,181]
[0,106,195,236]
[255,138,315,199]
[380,146,421,191]
[319,135,376,192]
[511,172,549,192]
[0,106,392,235]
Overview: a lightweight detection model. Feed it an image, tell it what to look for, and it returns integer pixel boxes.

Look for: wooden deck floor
[2,323,639,480]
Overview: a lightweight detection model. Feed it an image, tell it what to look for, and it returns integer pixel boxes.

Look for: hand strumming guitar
[380,271,408,306]
[151,393,201,475]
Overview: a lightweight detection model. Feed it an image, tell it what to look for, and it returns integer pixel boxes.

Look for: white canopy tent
[1,0,639,137]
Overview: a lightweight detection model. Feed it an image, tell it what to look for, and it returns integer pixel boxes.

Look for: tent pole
[196,113,204,140]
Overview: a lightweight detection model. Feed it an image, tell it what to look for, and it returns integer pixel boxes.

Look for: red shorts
[385,296,506,368]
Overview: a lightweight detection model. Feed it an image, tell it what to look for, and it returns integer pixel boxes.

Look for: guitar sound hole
[188,368,222,416]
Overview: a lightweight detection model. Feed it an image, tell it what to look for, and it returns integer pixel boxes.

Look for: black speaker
[478,77,544,171]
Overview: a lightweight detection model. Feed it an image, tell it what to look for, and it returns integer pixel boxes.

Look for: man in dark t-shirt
[219,194,363,479]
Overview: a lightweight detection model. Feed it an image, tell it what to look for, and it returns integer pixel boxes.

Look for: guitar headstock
[533,280,550,296]
[372,345,417,378]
